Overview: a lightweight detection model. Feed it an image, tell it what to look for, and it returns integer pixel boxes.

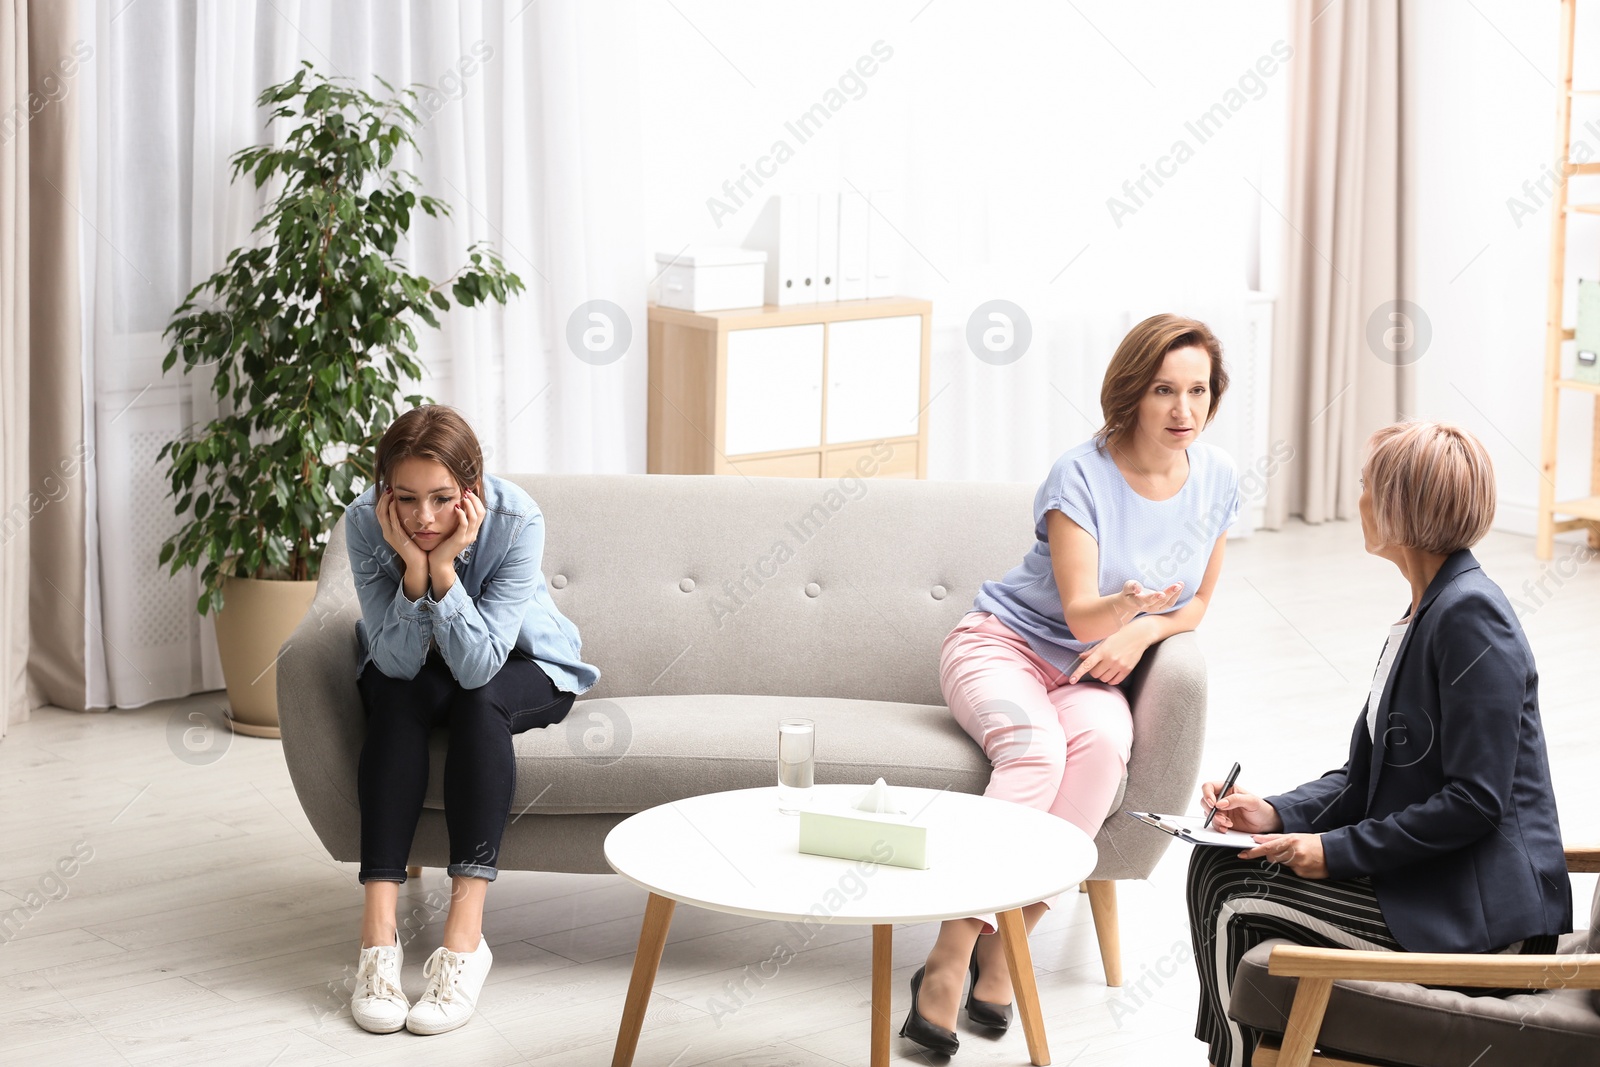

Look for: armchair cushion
[1228,934,1600,1066]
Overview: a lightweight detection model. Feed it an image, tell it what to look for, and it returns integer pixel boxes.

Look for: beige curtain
[1,0,87,735]
[1264,0,1414,528]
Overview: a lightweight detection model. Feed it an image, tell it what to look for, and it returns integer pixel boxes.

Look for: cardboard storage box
[655,246,768,312]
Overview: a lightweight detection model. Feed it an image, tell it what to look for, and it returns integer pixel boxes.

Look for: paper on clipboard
[1127,811,1261,849]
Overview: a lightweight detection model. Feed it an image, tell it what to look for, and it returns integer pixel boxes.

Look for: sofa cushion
[1228,934,1600,1066]
[420,693,1128,818]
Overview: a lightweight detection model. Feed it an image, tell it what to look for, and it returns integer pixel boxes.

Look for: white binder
[866,189,902,299]
[745,193,820,306]
[837,191,869,301]
[793,192,819,304]
[816,193,840,303]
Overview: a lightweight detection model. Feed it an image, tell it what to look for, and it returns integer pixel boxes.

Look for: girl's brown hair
[374,405,484,496]
[1095,313,1228,446]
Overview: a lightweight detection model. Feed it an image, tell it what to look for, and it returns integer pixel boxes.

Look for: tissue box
[798,807,929,870]
[655,246,767,312]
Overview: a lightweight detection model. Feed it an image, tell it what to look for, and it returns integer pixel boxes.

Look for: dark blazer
[1266,549,1571,954]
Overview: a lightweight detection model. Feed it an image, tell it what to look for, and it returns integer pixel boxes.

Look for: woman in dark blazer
[1186,420,1571,1067]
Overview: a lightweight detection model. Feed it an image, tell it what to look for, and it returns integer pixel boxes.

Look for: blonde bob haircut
[1362,420,1496,555]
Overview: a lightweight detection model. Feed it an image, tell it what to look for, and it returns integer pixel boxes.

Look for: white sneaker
[406,938,493,1035]
[350,939,408,1034]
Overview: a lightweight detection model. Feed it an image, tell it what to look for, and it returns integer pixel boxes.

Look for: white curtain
[1263,0,1410,530]
[79,0,643,708]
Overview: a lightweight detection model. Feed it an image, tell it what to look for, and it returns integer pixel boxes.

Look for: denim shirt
[345,473,600,694]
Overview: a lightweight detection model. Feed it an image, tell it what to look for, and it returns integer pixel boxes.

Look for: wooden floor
[2,521,1597,1066]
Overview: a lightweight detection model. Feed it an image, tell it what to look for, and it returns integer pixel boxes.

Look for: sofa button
[679,578,695,593]
[804,582,821,598]
[931,584,948,600]
[551,574,568,590]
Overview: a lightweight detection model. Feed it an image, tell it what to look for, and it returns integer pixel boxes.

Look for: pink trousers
[941,612,1133,922]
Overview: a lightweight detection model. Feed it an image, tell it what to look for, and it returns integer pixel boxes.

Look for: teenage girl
[343,404,597,1036]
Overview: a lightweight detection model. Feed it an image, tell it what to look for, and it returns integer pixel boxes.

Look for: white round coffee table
[604,784,1096,1066]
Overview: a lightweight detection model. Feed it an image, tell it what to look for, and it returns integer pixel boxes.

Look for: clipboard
[1126,810,1261,849]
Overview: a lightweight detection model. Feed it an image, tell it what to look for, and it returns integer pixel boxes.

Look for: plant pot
[212,574,318,738]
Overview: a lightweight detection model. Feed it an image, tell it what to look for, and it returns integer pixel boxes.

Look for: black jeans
[356,648,574,884]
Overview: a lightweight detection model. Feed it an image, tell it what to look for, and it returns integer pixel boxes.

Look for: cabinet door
[825,315,923,443]
[724,324,824,455]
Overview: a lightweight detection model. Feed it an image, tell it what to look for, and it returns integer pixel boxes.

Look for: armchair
[1231,846,1600,1067]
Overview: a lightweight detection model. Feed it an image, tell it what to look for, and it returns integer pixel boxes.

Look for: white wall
[634,1,1291,489]
[1406,0,1600,538]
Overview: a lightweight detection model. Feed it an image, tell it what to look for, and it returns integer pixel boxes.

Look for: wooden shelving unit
[1538,0,1600,557]
[647,297,932,480]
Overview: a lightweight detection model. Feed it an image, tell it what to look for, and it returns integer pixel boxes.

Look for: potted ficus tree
[157,62,523,737]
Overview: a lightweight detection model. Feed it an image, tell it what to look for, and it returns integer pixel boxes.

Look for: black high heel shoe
[899,965,960,1056]
[966,941,1014,1031]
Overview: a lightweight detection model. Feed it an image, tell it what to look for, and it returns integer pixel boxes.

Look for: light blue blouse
[345,473,599,694]
[972,439,1240,674]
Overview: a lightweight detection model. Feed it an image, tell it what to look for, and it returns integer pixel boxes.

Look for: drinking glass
[777,718,815,814]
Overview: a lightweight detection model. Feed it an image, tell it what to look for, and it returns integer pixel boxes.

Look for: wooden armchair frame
[1251,847,1600,1067]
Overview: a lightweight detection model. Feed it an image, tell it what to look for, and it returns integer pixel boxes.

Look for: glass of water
[777,718,815,814]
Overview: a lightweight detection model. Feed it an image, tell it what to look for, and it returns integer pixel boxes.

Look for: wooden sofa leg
[1085,879,1122,987]
[407,865,422,878]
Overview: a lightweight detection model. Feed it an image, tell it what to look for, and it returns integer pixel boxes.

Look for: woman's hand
[1200,783,1283,834]
[430,486,485,571]
[1240,832,1328,879]
[377,488,429,576]
[1069,622,1152,685]
[1119,579,1183,621]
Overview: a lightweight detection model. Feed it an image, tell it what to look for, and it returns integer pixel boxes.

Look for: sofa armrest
[1090,630,1208,880]
[275,517,365,863]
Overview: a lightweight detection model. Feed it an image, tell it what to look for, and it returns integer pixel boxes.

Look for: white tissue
[852,777,903,815]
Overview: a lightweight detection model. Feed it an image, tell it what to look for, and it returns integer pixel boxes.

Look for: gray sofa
[277,473,1209,986]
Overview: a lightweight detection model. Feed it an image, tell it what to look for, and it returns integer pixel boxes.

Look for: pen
[1202,761,1241,830]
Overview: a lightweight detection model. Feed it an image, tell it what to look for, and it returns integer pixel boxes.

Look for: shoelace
[356,948,404,1003]
[419,948,464,1005]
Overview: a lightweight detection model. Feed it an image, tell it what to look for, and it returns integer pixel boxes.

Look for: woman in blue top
[342,405,598,1037]
[902,314,1241,1055]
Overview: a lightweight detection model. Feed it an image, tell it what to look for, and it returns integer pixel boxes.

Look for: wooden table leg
[612,893,676,1067]
[997,907,1051,1066]
[871,924,892,1067]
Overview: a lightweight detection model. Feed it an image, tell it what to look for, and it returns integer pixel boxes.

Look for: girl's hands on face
[377,486,429,573]
[431,486,485,568]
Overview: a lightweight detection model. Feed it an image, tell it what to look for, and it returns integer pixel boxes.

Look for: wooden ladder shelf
[1538,0,1600,557]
